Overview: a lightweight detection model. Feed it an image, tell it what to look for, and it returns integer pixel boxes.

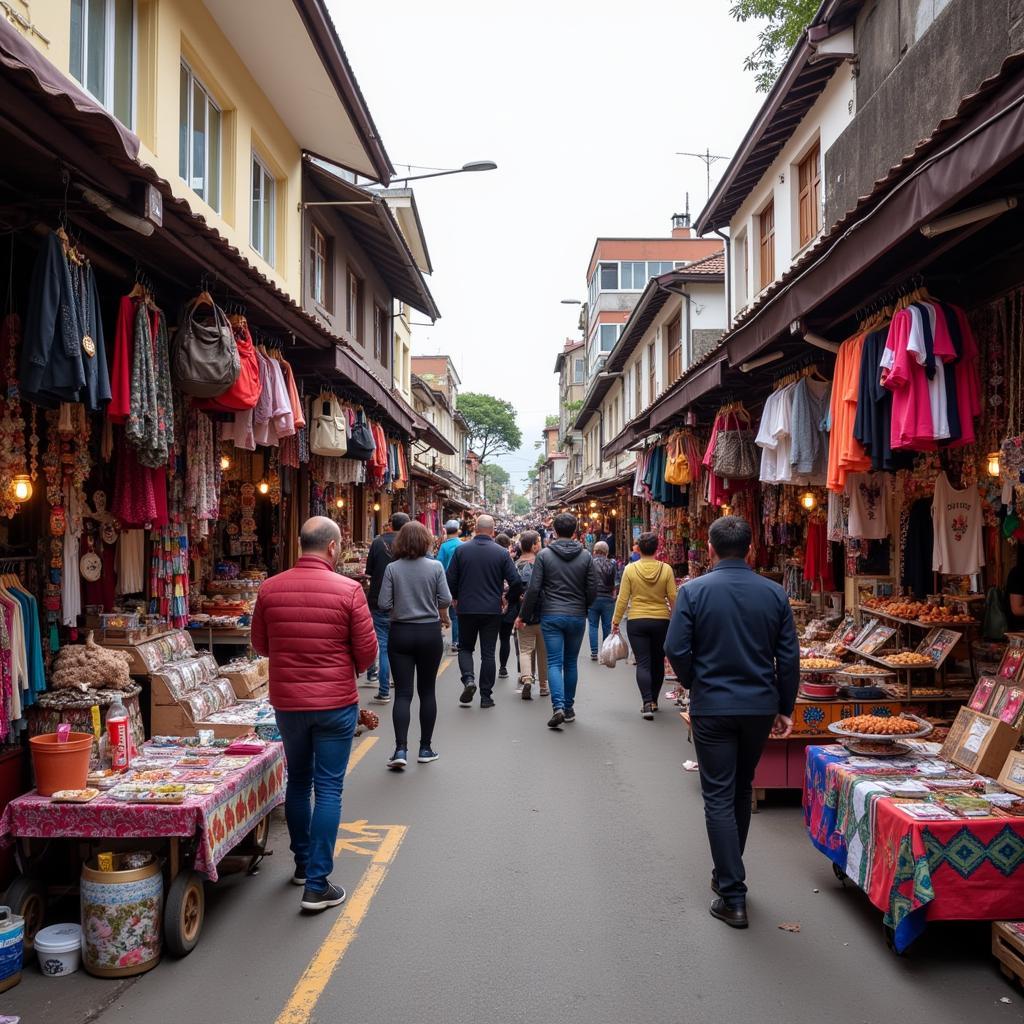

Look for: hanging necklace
[68,258,95,358]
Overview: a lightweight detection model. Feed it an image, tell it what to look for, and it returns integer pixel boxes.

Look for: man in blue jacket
[436,520,463,653]
[446,515,523,708]
[665,516,798,930]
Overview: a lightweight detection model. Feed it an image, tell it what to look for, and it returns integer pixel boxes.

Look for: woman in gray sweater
[378,521,452,770]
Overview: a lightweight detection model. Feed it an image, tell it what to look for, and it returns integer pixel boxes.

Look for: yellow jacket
[613,558,677,623]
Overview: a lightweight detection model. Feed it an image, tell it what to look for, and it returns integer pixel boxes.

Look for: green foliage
[730,0,819,92]
[511,494,531,515]
[544,414,559,428]
[480,463,510,504]
[456,393,523,463]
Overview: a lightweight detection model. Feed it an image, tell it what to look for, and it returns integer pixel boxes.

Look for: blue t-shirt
[437,537,461,571]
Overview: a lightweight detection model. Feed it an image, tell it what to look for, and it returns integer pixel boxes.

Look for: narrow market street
[4,657,1015,1024]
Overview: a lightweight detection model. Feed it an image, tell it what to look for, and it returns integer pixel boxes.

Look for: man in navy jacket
[665,516,798,930]
[446,515,523,708]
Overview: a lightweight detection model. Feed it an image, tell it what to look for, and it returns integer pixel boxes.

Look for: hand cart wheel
[164,870,205,957]
[3,875,47,951]
[244,813,271,875]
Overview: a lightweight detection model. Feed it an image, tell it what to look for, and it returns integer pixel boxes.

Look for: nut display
[835,714,923,736]
[884,651,936,667]
[800,658,842,671]
[837,664,890,676]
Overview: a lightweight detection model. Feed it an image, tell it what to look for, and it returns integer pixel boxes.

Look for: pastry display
[884,651,936,667]
[832,714,927,736]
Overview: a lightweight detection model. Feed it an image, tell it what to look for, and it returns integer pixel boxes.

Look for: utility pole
[676,148,731,202]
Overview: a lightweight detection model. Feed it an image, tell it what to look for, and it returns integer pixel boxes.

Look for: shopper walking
[446,514,523,708]
[436,520,462,653]
[364,512,410,704]
[377,521,451,770]
[665,516,798,930]
[495,533,518,679]
[612,532,677,719]
[518,512,596,729]
[512,530,548,700]
[252,517,377,912]
[588,540,617,661]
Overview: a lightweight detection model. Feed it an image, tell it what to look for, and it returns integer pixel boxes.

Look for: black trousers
[690,714,775,905]
[388,621,443,748]
[455,613,501,698]
[498,620,518,673]
[625,618,669,703]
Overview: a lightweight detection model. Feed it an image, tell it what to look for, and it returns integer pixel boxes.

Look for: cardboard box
[222,658,269,699]
[998,752,1024,798]
[940,707,1022,777]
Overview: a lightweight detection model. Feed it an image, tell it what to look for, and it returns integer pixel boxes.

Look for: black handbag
[172,298,241,397]
[346,410,376,461]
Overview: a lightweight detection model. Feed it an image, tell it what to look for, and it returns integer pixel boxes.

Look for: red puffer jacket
[251,555,377,711]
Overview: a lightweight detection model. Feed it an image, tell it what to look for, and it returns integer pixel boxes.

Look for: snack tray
[827,713,933,742]
[799,663,842,674]
[834,667,896,681]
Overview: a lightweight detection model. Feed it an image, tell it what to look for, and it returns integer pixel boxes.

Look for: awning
[648,355,727,429]
[414,420,457,457]
[304,157,440,320]
[410,464,452,489]
[444,494,471,511]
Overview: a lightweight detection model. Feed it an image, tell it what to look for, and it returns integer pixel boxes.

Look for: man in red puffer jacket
[252,516,377,913]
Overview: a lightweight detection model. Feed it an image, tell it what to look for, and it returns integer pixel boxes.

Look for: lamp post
[393,161,497,187]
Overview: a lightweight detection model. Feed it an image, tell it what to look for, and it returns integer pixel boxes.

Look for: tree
[480,463,509,505]
[511,494,531,515]
[730,0,819,92]
[457,393,523,463]
[544,414,559,428]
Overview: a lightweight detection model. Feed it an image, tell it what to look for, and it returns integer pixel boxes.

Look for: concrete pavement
[3,651,1019,1024]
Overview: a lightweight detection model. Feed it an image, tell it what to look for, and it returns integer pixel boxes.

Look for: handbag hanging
[712,407,759,481]
[172,293,241,398]
[195,318,261,412]
[346,409,376,461]
[309,392,349,457]
[664,433,690,486]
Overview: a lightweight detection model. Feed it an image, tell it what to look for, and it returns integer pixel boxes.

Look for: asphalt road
[4,652,1022,1024]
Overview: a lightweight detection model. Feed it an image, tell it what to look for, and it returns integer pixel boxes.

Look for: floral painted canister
[81,857,162,977]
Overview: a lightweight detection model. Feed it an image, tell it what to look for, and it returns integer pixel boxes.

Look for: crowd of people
[252,510,800,932]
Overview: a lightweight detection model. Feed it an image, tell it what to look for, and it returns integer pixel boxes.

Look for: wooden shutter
[666,315,682,382]
[798,143,821,247]
[759,201,775,291]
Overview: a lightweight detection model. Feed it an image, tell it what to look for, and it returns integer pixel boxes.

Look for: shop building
[554,338,586,493]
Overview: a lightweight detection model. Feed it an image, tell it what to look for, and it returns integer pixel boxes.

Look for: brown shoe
[709,898,748,929]
[521,681,533,700]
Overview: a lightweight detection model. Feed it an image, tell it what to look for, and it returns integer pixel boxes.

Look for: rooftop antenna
[676,148,731,202]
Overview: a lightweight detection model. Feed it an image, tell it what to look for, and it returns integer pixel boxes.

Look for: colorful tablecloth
[0,743,284,881]
[804,744,1024,951]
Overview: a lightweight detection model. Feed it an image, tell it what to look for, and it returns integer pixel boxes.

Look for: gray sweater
[379,557,452,623]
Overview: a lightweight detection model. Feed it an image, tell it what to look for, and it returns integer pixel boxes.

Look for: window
[648,261,677,278]
[251,154,275,263]
[573,358,585,384]
[735,229,748,309]
[310,224,331,310]
[620,261,647,289]
[634,360,642,412]
[179,62,221,211]
[373,305,389,368]
[624,369,632,419]
[798,142,822,247]
[599,262,618,289]
[70,0,134,126]
[759,200,775,291]
[347,270,364,340]
[599,324,620,352]
[666,314,682,382]
[647,341,656,405]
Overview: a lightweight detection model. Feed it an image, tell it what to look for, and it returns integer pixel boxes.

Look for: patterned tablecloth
[0,743,285,881]
[804,744,1024,952]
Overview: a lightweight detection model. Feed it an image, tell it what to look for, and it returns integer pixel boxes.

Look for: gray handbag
[172,297,241,397]
[712,408,759,480]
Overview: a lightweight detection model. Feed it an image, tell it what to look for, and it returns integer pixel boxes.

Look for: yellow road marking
[345,735,378,775]
[275,823,408,1024]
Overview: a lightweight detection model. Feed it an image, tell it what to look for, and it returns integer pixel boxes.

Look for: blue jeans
[450,607,459,647]
[371,609,391,695]
[541,615,586,712]
[275,704,358,890]
[587,596,615,656]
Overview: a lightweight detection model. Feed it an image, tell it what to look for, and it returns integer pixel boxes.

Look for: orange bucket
[29,732,93,796]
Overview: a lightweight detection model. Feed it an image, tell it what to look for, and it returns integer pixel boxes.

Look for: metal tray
[827,713,933,742]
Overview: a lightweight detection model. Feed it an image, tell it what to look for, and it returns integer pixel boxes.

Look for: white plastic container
[34,923,82,977]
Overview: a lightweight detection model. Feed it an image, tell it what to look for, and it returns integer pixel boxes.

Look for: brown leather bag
[173,297,241,397]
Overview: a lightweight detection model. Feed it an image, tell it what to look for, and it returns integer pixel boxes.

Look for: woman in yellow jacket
[612,532,677,719]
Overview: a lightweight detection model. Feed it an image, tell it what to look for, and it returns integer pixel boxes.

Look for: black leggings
[626,618,670,703]
[499,620,516,672]
[388,621,443,748]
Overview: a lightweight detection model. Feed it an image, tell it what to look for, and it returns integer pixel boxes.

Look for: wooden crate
[221,658,269,699]
[993,922,1024,986]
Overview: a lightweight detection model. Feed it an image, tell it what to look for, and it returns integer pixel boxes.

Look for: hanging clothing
[932,471,984,575]
[854,328,913,472]
[845,472,892,540]
[755,383,793,483]
[790,376,831,482]
[902,497,934,599]
[826,333,872,492]
[116,529,146,595]
[803,520,834,593]
[112,437,168,529]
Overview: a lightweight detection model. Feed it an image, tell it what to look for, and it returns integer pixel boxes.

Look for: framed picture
[859,625,896,655]
[992,686,1024,729]
[914,628,963,670]
[851,618,879,651]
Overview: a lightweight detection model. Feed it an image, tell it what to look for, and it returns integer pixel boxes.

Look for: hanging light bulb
[800,490,817,511]
[589,499,597,508]
[988,452,1002,478]
[720,504,732,517]
[220,454,231,471]
[610,508,618,517]
[335,497,345,509]
[11,475,32,503]
[258,480,270,495]
[373,501,381,512]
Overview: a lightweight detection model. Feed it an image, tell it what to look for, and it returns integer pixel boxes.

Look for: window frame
[666,313,683,383]
[373,303,390,369]
[759,199,776,291]
[647,341,657,406]
[634,359,642,412]
[178,59,222,213]
[797,141,822,248]
[598,262,619,290]
[70,0,136,128]
[347,268,364,341]
[250,152,276,264]
[309,223,332,311]
[573,357,585,385]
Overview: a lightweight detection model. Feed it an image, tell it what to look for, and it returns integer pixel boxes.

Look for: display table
[804,744,1024,952]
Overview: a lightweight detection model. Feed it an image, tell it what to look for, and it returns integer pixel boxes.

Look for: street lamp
[560,299,582,305]
[394,161,497,186]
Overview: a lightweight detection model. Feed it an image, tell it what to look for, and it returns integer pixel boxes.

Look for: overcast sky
[334,1,767,490]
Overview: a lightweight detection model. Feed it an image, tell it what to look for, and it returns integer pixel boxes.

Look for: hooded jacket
[613,558,677,623]
[521,539,597,620]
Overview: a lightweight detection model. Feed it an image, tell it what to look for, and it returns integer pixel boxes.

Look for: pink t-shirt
[882,309,934,450]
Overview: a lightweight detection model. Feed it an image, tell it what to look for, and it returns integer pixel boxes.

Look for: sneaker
[301,881,347,912]
[642,703,654,721]
[367,669,378,682]
[450,643,460,654]
[590,652,598,661]
[539,687,550,697]
[387,748,408,770]
[563,708,576,723]
[521,681,533,701]
[418,747,439,763]
[372,693,391,704]
[498,668,509,679]
[651,702,659,713]
[459,683,477,706]
[291,866,307,887]
[480,698,496,709]
[548,710,565,729]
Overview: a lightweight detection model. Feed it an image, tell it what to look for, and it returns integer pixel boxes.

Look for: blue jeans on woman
[275,703,358,891]
[541,615,587,712]
[587,596,615,657]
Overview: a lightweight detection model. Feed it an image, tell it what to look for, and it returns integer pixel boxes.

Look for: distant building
[554,338,586,491]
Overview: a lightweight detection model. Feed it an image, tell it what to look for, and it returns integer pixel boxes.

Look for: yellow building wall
[10,0,302,300]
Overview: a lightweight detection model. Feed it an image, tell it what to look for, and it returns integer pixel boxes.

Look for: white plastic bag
[600,632,629,668]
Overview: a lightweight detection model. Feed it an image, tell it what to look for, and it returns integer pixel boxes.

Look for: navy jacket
[446,535,523,616]
[365,531,398,610]
[665,559,799,717]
